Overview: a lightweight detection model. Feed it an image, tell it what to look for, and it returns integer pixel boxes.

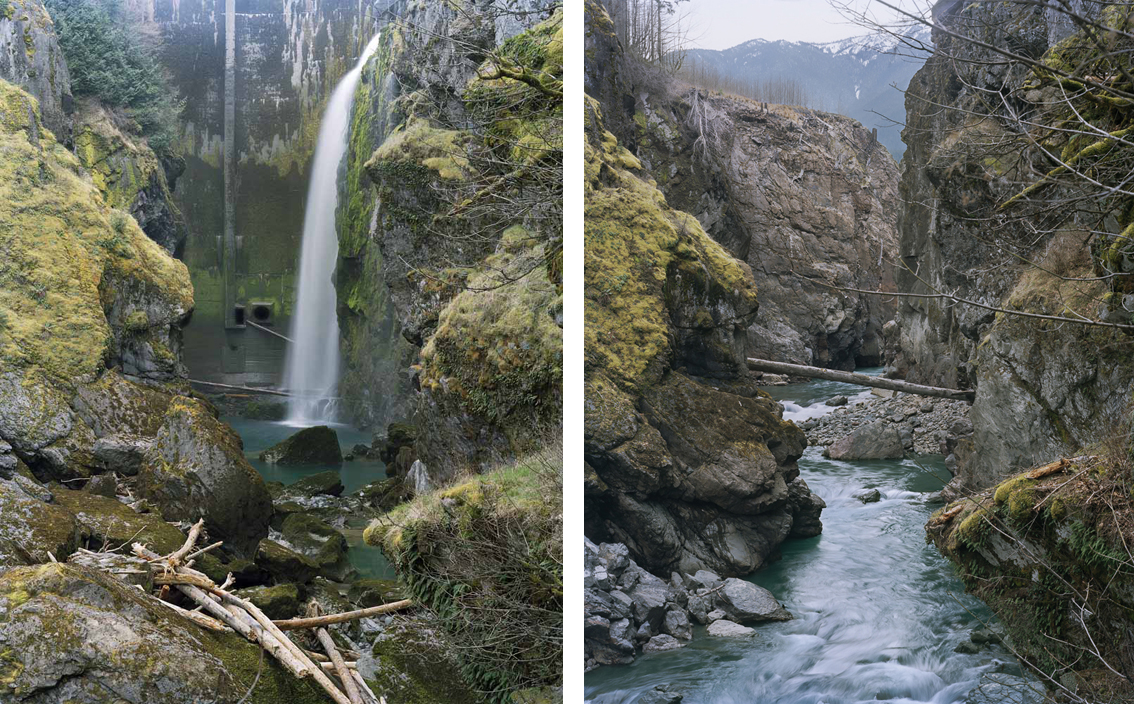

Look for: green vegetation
[365,449,563,702]
[44,0,181,154]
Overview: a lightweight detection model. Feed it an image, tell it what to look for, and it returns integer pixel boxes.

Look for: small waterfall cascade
[283,32,383,426]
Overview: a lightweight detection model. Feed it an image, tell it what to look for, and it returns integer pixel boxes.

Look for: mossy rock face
[137,397,272,557]
[581,91,817,578]
[233,583,301,620]
[0,0,72,140]
[72,98,186,255]
[927,464,1134,700]
[259,426,343,466]
[0,80,194,483]
[0,477,84,567]
[255,538,318,585]
[0,563,329,703]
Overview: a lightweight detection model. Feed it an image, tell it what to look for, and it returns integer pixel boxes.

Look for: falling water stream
[283,32,384,426]
[585,373,1031,704]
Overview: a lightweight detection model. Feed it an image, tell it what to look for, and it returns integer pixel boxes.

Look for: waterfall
[283,32,383,426]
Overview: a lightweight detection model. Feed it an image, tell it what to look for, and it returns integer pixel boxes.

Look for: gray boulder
[279,513,354,581]
[824,421,905,460]
[826,396,848,406]
[716,578,792,623]
[642,634,686,653]
[706,619,757,638]
[137,397,271,557]
[854,488,882,503]
[663,609,692,640]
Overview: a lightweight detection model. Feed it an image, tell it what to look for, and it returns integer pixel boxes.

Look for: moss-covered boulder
[0,477,84,567]
[347,578,404,607]
[259,425,343,466]
[365,451,562,700]
[284,470,345,497]
[255,538,318,585]
[355,477,412,512]
[365,617,482,704]
[137,397,271,557]
[0,563,331,703]
[233,583,301,620]
[72,98,186,254]
[280,513,354,582]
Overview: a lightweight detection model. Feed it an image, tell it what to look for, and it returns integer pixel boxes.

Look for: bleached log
[317,624,364,704]
[273,600,414,630]
[746,358,975,402]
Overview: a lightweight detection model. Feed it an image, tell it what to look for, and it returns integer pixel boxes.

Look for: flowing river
[584,374,1028,704]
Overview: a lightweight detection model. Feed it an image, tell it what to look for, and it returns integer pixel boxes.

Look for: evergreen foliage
[44,0,181,154]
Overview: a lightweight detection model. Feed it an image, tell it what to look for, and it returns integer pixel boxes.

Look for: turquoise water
[585,376,1015,704]
[223,416,396,580]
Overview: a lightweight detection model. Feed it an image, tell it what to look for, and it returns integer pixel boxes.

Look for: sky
[683,0,917,50]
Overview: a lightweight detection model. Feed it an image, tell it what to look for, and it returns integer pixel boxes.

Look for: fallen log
[132,540,355,704]
[313,604,364,704]
[746,358,975,402]
[273,600,414,631]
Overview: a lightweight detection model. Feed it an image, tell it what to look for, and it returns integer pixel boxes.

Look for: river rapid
[584,374,1024,704]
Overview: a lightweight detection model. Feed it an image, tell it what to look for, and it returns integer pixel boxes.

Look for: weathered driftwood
[313,603,364,704]
[273,600,414,631]
[153,596,231,632]
[746,358,976,402]
[132,538,356,704]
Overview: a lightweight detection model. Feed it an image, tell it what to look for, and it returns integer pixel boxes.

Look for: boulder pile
[584,538,791,671]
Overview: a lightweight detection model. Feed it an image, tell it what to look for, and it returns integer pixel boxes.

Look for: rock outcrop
[583,11,823,577]
[342,3,562,484]
[894,1,1134,497]
[0,0,71,141]
[927,459,1134,701]
[73,98,187,255]
[586,0,900,371]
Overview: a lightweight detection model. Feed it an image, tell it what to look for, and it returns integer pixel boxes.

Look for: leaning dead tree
[126,520,412,704]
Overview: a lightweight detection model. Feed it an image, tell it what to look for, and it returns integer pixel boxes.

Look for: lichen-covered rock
[582,85,820,576]
[365,617,482,704]
[137,397,271,557]
[0,477,83,567]
[0,563,332,703]
[0,0,71,141]
[258,426,343,466]
[72,98,186,254]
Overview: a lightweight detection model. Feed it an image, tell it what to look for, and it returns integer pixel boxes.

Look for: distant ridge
[683,27,931,159]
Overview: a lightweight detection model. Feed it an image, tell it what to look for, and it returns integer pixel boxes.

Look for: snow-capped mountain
[683,27,931,159]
